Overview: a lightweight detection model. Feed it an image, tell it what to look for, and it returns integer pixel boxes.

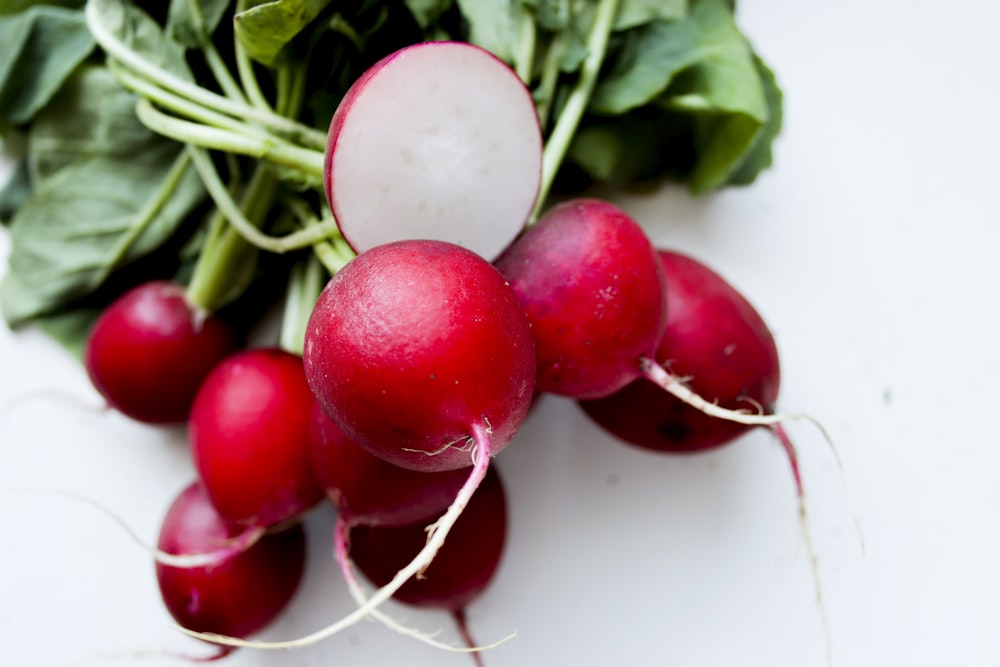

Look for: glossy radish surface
[156,482,306,642]
[190,348,324,528]
[494,199,667,399]
[324,41,542,261]
[579,248,781,452]
[83,281,235,423]
[303,239,536,473]
[349,465,507,611]
[309,401,468,526]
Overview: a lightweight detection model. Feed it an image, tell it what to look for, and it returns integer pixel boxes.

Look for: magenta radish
[156,482,306,654]
[190,348,324,529]
[578,248,783,453]
[324,41,542,261]
[308,402,467,527]
[303,240,535,474]
[348,465,508,663]
[494,198,794,427]
[175,240,534,650]
[83,281,235,423]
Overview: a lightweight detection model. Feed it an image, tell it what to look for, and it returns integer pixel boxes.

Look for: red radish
[347,465,508,665]
[308,401,467,527]
[190,348,324,529]
[83,281,235,423]
[494,198,792,427]
[303,240,535,474]
[177,240,533,650]
[324,41,542,261]
[578,248,832,657]
[578,248,783,453]
[156,482,306,655]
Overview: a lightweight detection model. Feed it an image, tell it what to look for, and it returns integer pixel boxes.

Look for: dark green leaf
[589,17,700,114]
[234,0,334,66]
[26,65,156,186]
[0,6,95,127]
[0,0,85,17]
[0,158,31,223]
[87,0,193,80]
[402,0,452,29]
[726,52,783,186]
[165,0,231,47]
[614,0,686,30]
[34,306,101,359]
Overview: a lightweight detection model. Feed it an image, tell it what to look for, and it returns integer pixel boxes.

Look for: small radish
[578,248,783,453]
[190,348,325,529]
[347,465,508,666]
[494,198,793,427]
[324,41,542,261]
[156,482,306,657]
[84,281,235,424]
[177,240,534,650]
[308,401,467,528]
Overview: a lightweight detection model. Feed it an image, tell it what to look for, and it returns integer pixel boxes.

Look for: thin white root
[333,517,516,653]
[641,357,818,427]
[176,423,495,650]
[1,486,264,567]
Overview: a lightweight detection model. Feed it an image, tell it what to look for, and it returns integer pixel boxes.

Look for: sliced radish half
[324,41,542,261]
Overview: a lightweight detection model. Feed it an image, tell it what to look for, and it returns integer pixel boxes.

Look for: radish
[83,281,235,424]
[578,247,833,658]
[323,41,542,261]
[190,348,325,529]
[494,198,794,427]
[308,401,467,528]
[347,465,508,666]
[177,239,533,650]
[156,482,306,657]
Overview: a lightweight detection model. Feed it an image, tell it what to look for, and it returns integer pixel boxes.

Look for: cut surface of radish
[324,41,542,261]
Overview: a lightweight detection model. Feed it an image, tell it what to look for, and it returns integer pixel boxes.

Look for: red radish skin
[578,248,783,453]
[84,281,235,424]
[347,466,508,665]
[178,241,533,650]
[308,401,467,527]
[324,41,542,261]
[156,482,306,653]
[495,198,795,427]
[303,240,535,473]
[190,348,324,529]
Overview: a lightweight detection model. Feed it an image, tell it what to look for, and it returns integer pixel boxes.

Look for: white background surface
[2,1,999,666]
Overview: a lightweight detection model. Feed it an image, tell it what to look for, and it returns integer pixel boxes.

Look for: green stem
[531,0,620,222]
[279,253,326,356]
[285,198,355,273]
[84,0,326,150]
[514,10,537,84]
[136,99,324,182]
[186,164,277,312]
[112,63,270,140]
[187,145,340,253]
[534,32,565,132]
[234,0,274,111]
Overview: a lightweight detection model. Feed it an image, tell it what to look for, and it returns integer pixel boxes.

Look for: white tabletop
[2,1,999,665]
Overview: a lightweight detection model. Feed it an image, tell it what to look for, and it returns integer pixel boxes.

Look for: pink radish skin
[84,281,235,423]
[308,401,467,527]
[303,239,536,473]
[172,241,532,650]
[324,41,542,261]
[347,466,508,665]
[156,482,306,652]
[190,348,325,529]
[494,198,667,399]
[578,248,782,453]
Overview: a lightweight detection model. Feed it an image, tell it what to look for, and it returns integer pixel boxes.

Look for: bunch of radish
[76,40,819,663]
